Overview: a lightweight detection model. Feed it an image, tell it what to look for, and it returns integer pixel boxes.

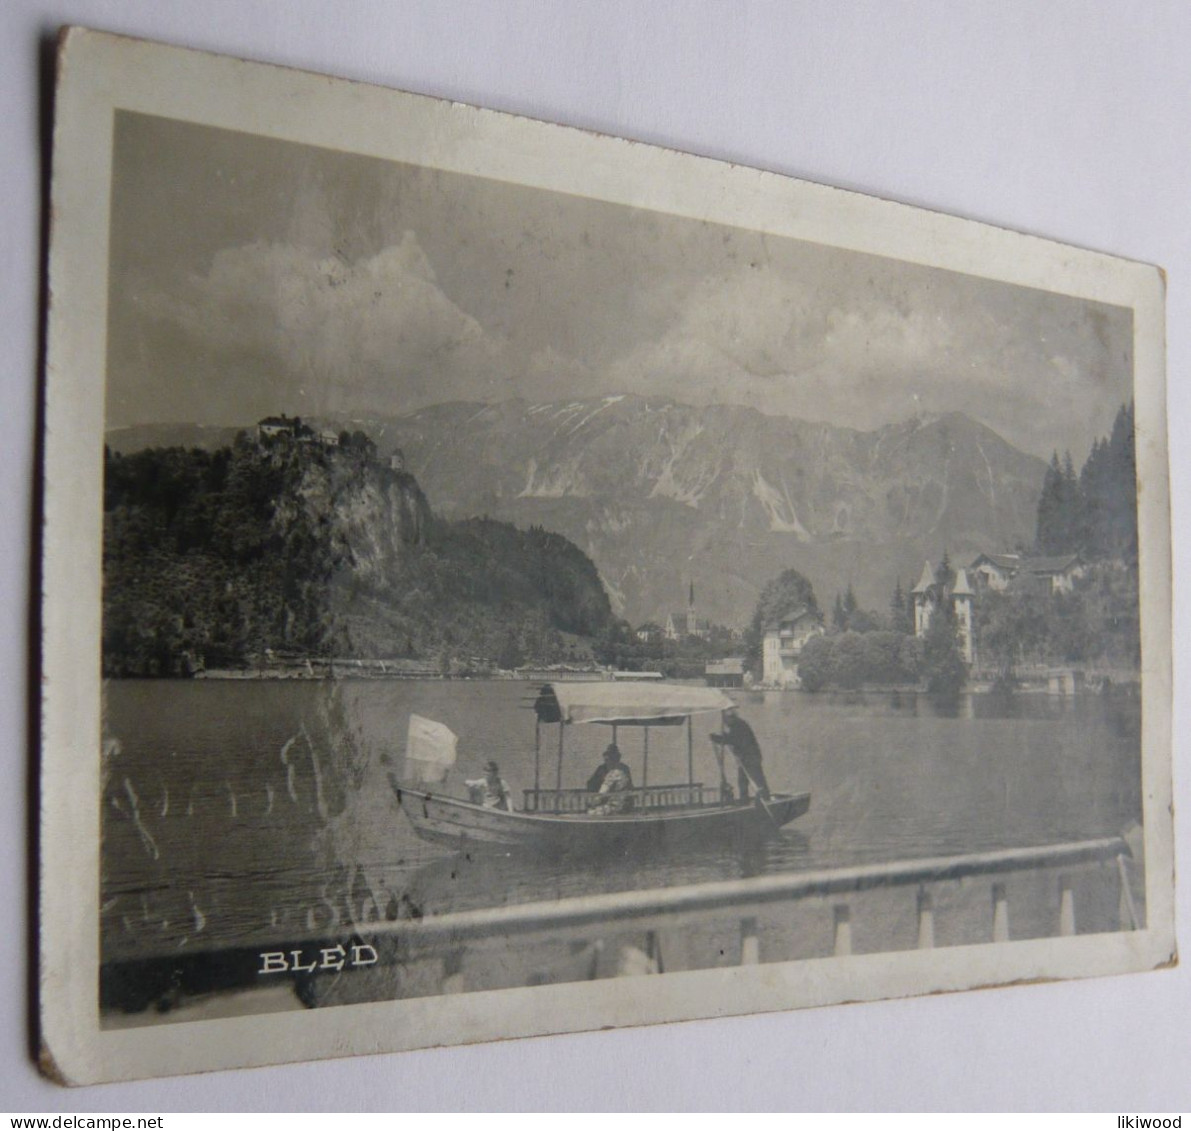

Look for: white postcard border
[40,28,1174,1085]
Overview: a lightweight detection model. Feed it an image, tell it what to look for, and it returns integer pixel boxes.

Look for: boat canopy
[534,682,735,726]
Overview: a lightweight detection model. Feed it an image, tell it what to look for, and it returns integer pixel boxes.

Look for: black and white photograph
[35,26,1174,1088]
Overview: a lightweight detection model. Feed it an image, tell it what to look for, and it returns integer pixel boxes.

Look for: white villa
[761,608,824,686]
[968,552,1084,595]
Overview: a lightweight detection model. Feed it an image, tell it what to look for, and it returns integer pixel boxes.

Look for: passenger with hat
[586,743,634,815]
[465,760,512,811]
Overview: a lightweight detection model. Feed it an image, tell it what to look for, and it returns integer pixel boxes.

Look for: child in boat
[465,760,511,811]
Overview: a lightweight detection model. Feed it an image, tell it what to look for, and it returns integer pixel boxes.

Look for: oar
[710,737,733,800]
[740,765,782,830]
[715,739,781,829]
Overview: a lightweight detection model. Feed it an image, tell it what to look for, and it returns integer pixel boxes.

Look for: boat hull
[394,782,811,852]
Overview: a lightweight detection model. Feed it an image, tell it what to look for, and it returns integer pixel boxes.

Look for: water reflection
[393,825,813,919]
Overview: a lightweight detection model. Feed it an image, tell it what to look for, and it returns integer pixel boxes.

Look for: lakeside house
[912,550,1084,668]
[705,658,746,688]
[969,551,1084,595]
[912,562,975,664]
[761,607,824,686]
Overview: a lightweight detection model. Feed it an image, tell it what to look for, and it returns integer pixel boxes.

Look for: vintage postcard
[40,28,1173,1084]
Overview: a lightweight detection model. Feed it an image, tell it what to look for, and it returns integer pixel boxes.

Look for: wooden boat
[392,682,810,852]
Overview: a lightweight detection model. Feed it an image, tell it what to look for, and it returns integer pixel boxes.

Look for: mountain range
[108,396,1048,628]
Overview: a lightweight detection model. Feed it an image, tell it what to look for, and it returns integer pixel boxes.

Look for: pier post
[916,887,935,949]
[740,917,759,965]
[1059,875,1076,936]
[1117,856,1140,930]
[833,905,852,956]
[441,952,466,995]
[992,882,1010,942]
[646,929,664,974]
[533,718,541,810]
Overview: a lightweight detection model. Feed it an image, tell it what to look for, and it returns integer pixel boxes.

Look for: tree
[496,632,525,671]
[922,602,966,697]
[898,635,925,681]
[830,632,867,690]
[744,568,820,674]
[937,549,955,594]
[889,580,911,634]
[1033,401,1136,565]
[832,593,847,632]
[1104,402,1138,563]
[796,634,833,692]
[1035,452,1067,554]
[847,608,883,633]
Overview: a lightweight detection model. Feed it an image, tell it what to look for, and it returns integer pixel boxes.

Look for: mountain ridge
[107,396,1047,627]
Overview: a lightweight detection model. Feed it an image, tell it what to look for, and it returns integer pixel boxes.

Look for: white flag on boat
[403,714,458,783]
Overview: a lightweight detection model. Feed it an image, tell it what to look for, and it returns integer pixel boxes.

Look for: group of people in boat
[465,706,770,815]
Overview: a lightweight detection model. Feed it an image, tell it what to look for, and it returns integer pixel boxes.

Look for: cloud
[144,231,508,413]
[597,258,1127,456]
[603,262,962,419]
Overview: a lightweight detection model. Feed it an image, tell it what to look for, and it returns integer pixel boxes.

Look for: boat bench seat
[522,783,707,814]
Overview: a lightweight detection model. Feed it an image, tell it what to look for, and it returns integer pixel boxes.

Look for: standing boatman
[710,707,771,801]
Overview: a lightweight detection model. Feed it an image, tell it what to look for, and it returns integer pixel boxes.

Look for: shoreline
[107,668,1142,698]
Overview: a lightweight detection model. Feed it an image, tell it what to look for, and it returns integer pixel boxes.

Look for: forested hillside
[103,434,612,676]
[1035,402,1137,562]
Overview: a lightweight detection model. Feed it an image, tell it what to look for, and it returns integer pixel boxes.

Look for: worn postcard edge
[38,27,1175,1085]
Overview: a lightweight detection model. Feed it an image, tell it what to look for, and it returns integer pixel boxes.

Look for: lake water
[101,678,1141,968]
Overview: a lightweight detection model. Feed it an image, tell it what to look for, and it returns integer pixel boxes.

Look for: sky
[106,111,1133,462]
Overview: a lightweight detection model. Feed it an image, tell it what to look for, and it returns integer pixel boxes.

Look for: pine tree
[890,580,908,634]
[938,549,955,594]
[922,599,966,697]
[1036,452,1066,554]
[1080,437,1110,557]
[1060,451,1084,553]
[832,593,847,632]
[1105,402,1138,563]
[1031,400,1139,565]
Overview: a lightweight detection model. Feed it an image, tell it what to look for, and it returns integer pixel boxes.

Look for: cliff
[102,435,611,675]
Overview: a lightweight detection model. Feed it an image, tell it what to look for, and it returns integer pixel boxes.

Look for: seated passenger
[465,760,511,811]
[587,744,634,815]
[586,743,622,792]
